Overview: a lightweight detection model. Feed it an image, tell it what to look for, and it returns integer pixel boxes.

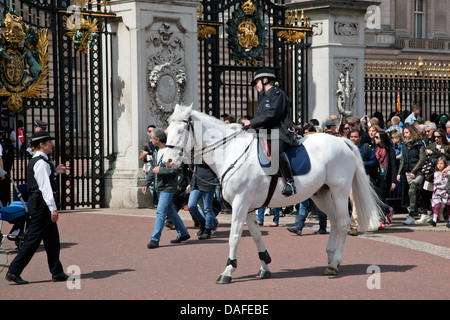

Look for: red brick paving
[0,209,449,301]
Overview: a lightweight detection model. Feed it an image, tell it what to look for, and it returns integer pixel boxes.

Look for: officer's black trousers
[8,195,63,276]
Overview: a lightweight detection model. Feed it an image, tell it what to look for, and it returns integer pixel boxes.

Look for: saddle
[257,138,311,207]
[257,138,311,176]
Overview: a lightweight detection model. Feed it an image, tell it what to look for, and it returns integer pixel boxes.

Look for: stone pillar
[288,0,380,126]
[105,0,200,208]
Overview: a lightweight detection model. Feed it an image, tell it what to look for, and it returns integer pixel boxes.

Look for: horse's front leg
[246,212,272,279]
[216,205,248,284]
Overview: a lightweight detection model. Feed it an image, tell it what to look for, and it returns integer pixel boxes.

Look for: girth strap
[262,175,278,207]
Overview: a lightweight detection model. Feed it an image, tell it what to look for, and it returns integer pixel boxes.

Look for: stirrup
[282,181,296,196]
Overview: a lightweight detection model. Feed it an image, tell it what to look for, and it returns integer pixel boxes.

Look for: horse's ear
[187,103,193,113]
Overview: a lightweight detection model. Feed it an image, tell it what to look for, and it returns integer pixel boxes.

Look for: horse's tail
[343,139,385,232]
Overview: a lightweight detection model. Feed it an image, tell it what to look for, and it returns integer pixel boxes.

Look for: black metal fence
[364,58,450,124]
[0,0,115,208]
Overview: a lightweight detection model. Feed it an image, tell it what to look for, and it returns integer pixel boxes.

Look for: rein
[166,118,246,158]
[167,117,255,208]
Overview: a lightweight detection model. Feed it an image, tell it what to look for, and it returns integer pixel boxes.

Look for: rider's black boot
[279,152,296,196]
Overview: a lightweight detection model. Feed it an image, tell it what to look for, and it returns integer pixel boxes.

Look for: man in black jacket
[142,128,190,248]
[242,68,297,196]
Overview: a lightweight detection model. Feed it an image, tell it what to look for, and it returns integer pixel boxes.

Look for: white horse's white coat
[163,104,384,282]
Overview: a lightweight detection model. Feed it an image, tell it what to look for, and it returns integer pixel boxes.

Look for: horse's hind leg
[326,195,350,275]
[312,189,337,269]
[313,187,350,275]
[246,212,271,279]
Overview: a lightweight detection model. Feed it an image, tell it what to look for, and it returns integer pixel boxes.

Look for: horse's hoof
[323,266,338,275]
[256,269,271,279]
[216,275,232,284]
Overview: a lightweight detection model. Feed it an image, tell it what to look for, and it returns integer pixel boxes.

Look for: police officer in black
[6,132,69,284]
[243,68,297,196]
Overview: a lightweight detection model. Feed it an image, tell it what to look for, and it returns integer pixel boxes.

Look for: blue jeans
[151,192,189,243]
[292,199,327,232]
[188,189,217,229]
[257,207,280,224]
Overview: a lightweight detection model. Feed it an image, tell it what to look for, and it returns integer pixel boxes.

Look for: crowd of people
[293,107,450,231]
[139,106,450,248]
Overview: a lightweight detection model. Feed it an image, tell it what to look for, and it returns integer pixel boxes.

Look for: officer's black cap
[251,68,276,86]
[31,131,55,144]
[34,119,48,128]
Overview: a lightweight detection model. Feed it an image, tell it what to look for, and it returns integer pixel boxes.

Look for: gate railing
[0,0,115,209]
[197,0,311,125]
[365,57,450,123]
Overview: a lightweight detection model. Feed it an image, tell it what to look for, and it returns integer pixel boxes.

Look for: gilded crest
[225,0,266,65]
[0,10,49,113]
[63,15,99,54]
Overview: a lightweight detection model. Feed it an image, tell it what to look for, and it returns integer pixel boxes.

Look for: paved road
[0,208,449,303]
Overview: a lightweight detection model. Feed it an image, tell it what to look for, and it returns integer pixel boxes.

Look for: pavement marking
[359,233,450,260]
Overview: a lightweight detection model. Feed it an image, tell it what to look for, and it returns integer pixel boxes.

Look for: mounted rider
[242,67,297,196]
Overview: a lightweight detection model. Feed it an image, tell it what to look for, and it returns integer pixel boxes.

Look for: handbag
[142,155,152,173]
[421,150,442,175]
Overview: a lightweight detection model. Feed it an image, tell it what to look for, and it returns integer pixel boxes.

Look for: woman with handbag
[374,131,397,229]
[418,128,450,223]
[396,125,427,225]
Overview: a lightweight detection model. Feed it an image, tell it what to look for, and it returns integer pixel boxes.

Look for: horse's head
[163,103,194,169]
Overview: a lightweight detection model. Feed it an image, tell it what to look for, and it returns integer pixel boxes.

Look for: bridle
[165,117,245,158]
[165,116,255,211]
[165,118,194,154]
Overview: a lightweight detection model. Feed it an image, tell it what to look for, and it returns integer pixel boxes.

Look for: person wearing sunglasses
[417,128,450,223]
[374,131,397,229]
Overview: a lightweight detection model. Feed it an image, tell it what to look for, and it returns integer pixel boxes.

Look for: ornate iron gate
[197,0,311,124]
[0,0,115,209]
[365,57,450,123]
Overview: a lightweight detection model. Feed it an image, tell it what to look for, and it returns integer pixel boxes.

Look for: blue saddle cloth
[286,144,311,176]
[0,201,27,222]
[258,141,311,176]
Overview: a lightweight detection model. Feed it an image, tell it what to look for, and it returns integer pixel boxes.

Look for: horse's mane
[169,105,243,132]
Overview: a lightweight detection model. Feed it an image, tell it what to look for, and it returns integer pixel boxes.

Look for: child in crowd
[431,157,450,227]
[391,131,403,160]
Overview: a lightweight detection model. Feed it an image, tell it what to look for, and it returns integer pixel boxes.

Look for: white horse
[163,104,384,284]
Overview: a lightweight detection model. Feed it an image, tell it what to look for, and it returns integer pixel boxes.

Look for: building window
[414,0,425,38]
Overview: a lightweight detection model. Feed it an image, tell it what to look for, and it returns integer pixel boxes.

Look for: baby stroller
[0,167,30,250]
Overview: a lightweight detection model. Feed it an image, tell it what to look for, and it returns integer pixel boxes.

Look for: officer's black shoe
[5,271,29,285]
[282,179,296,196]
[52,272,69,282]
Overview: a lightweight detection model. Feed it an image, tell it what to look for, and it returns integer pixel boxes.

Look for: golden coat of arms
[0,10,49,113]
[225,0,267,65]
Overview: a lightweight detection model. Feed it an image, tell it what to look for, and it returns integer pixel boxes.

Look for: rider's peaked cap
[30,131,55,144]
[34,119,48,128]
[251,67,276,86]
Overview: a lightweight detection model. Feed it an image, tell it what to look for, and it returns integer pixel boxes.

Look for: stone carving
[311,22,323,36]
[335,59,356,126]
[334,22,358,36]
[147,22,186,123]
